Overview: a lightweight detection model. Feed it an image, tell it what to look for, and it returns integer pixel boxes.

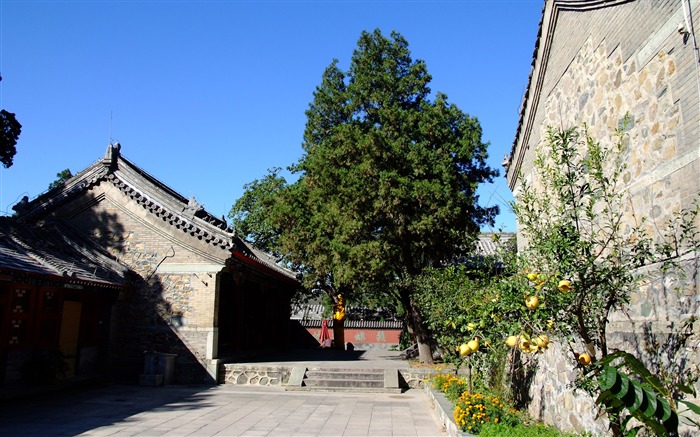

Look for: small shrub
[431,372,467,402]
[431,372,527,434]
[453,392,523,434]
[479,422,582,437]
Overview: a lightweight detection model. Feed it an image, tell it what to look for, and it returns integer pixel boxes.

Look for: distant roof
[291,304,400,322]
[12,142,297,282]
[296,319,403,330]
[475,232,515,257]
[0,217,132,288]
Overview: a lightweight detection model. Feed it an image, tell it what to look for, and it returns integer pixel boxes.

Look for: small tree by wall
[508,122,699,436]
[415,121,700,435]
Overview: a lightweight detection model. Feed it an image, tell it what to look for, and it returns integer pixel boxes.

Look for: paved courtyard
[0,382,447,436]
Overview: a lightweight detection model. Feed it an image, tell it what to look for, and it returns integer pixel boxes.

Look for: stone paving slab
[0,383,447,436]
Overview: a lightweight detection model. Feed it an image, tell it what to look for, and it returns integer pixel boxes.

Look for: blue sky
[0,0,543,232]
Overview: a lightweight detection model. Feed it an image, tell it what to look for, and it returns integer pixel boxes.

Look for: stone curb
[424,383,473,437]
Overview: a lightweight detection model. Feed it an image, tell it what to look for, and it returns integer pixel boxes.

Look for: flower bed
[429,373,581,436]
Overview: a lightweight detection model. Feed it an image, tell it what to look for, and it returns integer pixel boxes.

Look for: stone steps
[285,366,402,393]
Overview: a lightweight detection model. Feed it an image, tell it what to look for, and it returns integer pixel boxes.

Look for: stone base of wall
[222,364,293,386]
[219,363,468,394]
[399,367,470,389]
[526,331,700,436]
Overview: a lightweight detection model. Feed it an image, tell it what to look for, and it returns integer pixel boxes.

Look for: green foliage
[479,422,583,437]
[431,373,527,434]
[590,350,700,436]
[48,168,73,190]
[228,167,287,255]
[0,76,21,168]
[506,122,700,435]
[512,122,699,363]
[417,121,699,435]
[412,261,514,396]
[0,108,21,168]
[431,372,468,402]
[284,28,497,290]
[231,29,498,362]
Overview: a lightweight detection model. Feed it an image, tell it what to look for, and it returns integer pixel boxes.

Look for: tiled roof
[291,304,401,322]
[231,238,298,282]
[12,143,296,281]
[507,0,634,188]
[0,217,132,288]
[475,232,515,256]
[297,319,403,330]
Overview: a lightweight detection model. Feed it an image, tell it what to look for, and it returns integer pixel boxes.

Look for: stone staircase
[285,366,403,393]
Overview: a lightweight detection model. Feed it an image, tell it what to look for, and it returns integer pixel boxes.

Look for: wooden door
[59,301,82,378]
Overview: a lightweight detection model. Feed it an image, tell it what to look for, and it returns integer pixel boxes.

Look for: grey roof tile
[12,143,297,282]
[0,217,132,288]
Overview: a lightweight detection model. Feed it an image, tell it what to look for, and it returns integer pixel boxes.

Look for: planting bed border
[425,383,473,437]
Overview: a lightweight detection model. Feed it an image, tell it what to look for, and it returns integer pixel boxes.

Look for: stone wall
[524,342,607,435]
[220,364,460,390]
[57,181,227,383]
[222,364,293,386]
[508,1,700,434]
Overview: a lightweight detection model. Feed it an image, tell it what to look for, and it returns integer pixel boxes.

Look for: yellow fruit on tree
[527,272,538,281]
[467,339,479,352]
[505,335,518,347]
[558,279,572,292]
[578,353,592,366]
[519,339,532,352]
[534,335,549,348]
[546,319,555,331]
[525,295,540,310]
[459,343,471,356]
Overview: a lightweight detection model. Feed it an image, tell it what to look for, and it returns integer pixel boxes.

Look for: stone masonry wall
[62,181,226,383]
[517,2,700,434]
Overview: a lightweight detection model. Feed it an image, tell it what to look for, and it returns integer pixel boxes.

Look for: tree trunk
[333,318,345,350]
[400,287,433,364]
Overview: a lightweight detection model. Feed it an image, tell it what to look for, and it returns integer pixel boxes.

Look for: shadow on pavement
[0,382,219,436]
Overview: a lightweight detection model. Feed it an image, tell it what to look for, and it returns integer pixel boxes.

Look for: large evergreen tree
[278,29,497,362]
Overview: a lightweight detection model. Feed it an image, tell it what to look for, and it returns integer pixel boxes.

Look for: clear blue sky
[0,0,543,232]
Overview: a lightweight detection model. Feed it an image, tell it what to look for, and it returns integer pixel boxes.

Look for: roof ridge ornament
[183,196,203,219]
[104,141,121,169]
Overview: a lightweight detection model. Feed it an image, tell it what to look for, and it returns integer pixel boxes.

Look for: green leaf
[627,380,644,414]
[676,383,697,396]
[620,352,668,397]
[655,397,672,422]
[662,410,679,434]
[596,390,613,406]
[599,365,619,391]
[622,426,640,437]
[678,399,700,415]
[639,386,658,419]
[613,372,630,399]
[597,350,626,367]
